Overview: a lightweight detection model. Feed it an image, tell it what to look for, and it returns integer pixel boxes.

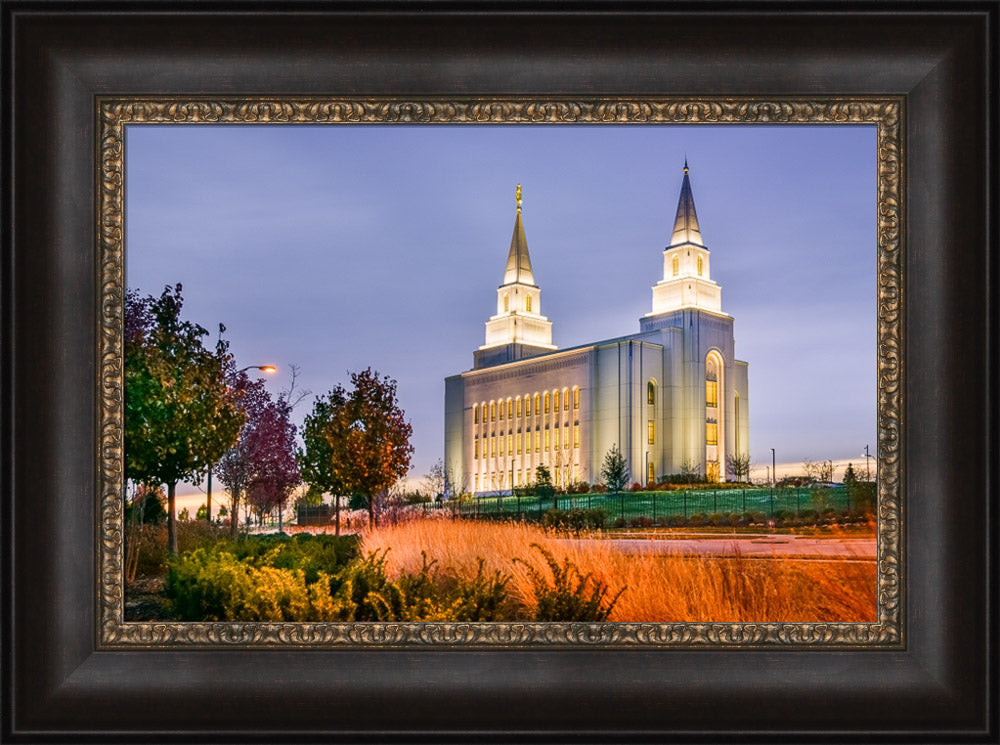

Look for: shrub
[628,482,643,492]
[628,516,654,529]
[688,512,708,527]
[513,544,624,622]
[591,483,607,494]
[542,508,606,533]
[613,517,626,528]
[166,535,515,622]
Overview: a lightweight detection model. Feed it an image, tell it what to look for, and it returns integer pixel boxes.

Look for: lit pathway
[564,533,876,560]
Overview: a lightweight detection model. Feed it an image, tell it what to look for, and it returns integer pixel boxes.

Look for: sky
[124,123,877,496]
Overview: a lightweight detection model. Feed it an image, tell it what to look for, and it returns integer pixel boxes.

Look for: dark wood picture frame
[3,2,996,741]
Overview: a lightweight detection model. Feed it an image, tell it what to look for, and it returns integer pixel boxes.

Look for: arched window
[563,388,569,410]
[473,404,479,424]
[490,401,496,421]
[474,439,480,459]
[573,387,580,409]
[499,401,505,420]
[647,380,656,405]
[648,420,655,445]
[504,294,509,312]
[672,256,679,276]
[507,398,513,419]
[647,460,655,484]
[706,358,719,407]
[697,256,703,276]
[534,393,541,414]
[516,397,522,417]
[544,392,550,413]
[526,295,533,312]
[553,390,560,411]
[525,395,531,416]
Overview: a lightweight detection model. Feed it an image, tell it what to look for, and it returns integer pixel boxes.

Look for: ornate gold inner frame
[98,97,903,648]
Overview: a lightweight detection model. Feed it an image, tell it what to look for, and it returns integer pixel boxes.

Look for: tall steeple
[669,160,705,248]
[503,184,537,286]
[475,185,556,369]
[646,162,725,317]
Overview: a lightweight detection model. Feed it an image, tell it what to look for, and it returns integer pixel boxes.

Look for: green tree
[601,445,629,495]
[125,284,244,554]
[299,390,348,534]
[843,462,858,486]
[534,465,556,507]
[318,369,414,529]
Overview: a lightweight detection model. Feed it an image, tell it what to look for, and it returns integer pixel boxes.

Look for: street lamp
[770,448,776,487]
[863,444,872,482]
[207,364,277,524]
[238,365,277,374]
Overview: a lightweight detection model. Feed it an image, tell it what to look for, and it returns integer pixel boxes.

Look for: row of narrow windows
[503,293,532,313]
[474,387,580,424]
[475,425,580,458]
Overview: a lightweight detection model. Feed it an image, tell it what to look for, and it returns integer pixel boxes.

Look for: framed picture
[3,3,995,741]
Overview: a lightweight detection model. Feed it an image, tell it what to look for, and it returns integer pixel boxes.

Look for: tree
[803,459,834,483]
[215,371,271,540]
[124,284,243,554]
[601,445,629,495]
[319,368,414,529]
[679,459,702,485]
[423,459,448,501]
[534,465,556,505]
[843,462,858,486]
[243,394,301,532]
[726,452,751,483]
[299,389,348,535]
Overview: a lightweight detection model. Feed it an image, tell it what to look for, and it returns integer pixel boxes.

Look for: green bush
[514,544,623,622]
[166,535,514,622]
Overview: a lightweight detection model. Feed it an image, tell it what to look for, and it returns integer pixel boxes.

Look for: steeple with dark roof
[668,159,705,248]
[646,162,725,317]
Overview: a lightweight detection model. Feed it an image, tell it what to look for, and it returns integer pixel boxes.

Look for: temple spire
[476,184,555,367]
[503,183,536,286]
[669,162,704,248]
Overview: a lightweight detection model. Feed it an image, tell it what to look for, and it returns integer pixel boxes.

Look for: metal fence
[419,485,856,524]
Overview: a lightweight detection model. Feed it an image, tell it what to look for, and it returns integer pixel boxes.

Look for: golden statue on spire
[516,184,522,213]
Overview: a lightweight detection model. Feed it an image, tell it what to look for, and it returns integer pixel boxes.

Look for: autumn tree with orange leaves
[307,368,413,529]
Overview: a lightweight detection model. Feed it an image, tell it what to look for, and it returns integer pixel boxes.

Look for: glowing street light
[239,365,277,374]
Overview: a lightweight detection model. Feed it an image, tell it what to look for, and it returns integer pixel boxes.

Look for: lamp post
[863,444,872,482]
[207,364,277,524]
[770,448,776,487]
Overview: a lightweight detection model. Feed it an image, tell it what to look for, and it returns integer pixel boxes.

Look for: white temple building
[445,164,750,494]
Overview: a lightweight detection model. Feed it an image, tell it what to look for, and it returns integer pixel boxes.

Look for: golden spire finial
[516,184,522,213]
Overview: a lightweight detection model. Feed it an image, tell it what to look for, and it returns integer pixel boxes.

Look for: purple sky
[125,123,877,491]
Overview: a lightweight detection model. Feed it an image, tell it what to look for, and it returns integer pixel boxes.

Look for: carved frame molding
[98,96,902,648]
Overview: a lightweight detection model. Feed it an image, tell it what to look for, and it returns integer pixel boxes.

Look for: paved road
[564,534,876,560]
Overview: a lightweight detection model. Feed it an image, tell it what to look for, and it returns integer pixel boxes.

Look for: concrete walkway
[565,533,876,560]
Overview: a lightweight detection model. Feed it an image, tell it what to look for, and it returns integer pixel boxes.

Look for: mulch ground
[124,575,177,621]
